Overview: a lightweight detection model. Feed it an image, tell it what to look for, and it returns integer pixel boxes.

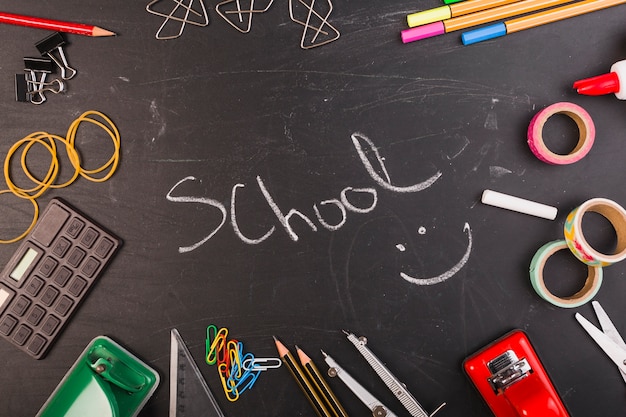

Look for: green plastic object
[442,0,464,4]
[36,336,160,417]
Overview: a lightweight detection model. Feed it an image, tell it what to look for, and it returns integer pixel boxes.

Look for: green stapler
[36,336,160,417]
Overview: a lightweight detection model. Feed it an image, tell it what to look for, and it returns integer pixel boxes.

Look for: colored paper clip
[242,357,282,371]
[35,32,77,80]
[205,325,228,365]
[218,362,240,402]
[227,340,243,379]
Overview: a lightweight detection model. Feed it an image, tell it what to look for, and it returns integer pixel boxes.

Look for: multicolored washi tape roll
[529,240,603,308]
[527,102,595,165]
[564,198,626,267]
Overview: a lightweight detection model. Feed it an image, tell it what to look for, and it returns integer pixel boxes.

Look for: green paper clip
[36,336,160,417]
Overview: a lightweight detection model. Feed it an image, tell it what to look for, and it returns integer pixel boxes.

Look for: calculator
[0,198,121,359]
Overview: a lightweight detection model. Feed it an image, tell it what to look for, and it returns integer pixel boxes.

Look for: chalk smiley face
[398,222,472,286]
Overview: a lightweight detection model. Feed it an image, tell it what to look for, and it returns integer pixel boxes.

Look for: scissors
[575,300,626,383]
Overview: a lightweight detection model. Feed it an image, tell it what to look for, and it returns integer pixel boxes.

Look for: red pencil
[0,11,116,37]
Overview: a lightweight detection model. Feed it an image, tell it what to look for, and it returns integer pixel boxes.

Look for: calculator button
[67,247,86,268]
[66,218,85,239]
[25,276,45,296]
[54,296,74,317]
[27,334,47,356]
[95,238,114,258]
[52,237,71,258]
[26,305,46,326]
[39,256,58,278]
[81,227,100,248]
[0,315,18,335]
[52,267,72,287]
[13,325,32,345]
[81,257,101,278]
[68,277,87,297]
[41,315,60,336]
[31,204,70,247]
[12,295,31,316]
[41,286,60,307]
[0,286,15,315]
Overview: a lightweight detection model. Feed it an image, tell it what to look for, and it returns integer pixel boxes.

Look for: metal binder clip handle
[35,32,77,80]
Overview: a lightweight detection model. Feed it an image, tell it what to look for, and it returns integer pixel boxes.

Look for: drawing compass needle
[322,350,399,417]
[343,330,445,417]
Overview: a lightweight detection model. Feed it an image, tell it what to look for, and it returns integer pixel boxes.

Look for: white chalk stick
[481,189,557,220]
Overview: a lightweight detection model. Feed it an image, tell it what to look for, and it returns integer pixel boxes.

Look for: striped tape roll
[529,240,602,308]
[564,198,626,267]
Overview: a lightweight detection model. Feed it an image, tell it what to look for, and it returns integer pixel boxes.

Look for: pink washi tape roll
[527,102,595,164]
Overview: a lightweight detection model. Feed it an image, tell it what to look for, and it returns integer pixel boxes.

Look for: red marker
[574,59,626,100]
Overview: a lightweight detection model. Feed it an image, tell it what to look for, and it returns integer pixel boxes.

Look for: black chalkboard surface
[1,1,625,416]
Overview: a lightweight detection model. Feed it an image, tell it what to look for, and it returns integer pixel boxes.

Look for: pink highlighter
[573,59,626,100]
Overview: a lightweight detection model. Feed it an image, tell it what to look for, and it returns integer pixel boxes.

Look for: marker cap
[461,22,506,45]
[401,22,445,43]
[407,6,451,27]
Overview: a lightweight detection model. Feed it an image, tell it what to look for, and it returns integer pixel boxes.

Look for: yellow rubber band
[0,191,39,244]
[1,110,121,244]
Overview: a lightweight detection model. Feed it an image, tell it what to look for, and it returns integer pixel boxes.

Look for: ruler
[169,329,226,417]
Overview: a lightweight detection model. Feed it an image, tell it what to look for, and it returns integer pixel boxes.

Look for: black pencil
[274,336,333,417]
[297,346,350,417]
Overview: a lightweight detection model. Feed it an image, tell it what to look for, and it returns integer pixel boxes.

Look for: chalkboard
[1,1,625,416]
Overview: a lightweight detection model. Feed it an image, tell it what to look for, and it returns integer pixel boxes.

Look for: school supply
[205,325,265,401]
[216,0,275,33]
[275,336,334,417]
[20,57,65,105]
[527,102,595,165]
[574,59,626,100]
[170,329,227,417]
[481,190,557,220]
[146,0,209,40]
[575,301,626,383]
[341,330,445,417]
[289,0,340,49]
[461,0,626,45]
[297,346,349,417]
[0,11,116,36]
[1,110,121,244]
[0,198,121,359]
[322,351,400,417]
[402,0,573,43]
[464,330,570,417]
[406,0,522,28]
[35,336,158,417]
[36,32,77,80]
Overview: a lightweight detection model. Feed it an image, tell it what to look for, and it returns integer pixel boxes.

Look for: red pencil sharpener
[463,330,569,417]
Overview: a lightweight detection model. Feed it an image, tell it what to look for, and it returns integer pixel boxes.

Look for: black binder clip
[35,32,77,80]
[14,74,32,103]
[22,57,65,105]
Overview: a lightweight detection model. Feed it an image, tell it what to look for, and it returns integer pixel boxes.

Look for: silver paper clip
[35,32,77,80]
[146,0,209,40]
[215,0,274,34]
[242,357,282,371]
[289,0,339,49]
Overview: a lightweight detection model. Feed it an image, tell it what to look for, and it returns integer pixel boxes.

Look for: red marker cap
[573,72,620,96]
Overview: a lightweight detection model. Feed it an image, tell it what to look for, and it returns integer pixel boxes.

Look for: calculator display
[0,198,121,359]
[9,248,40,282]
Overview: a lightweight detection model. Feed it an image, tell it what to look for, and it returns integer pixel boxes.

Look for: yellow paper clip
[218,362,239,402]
